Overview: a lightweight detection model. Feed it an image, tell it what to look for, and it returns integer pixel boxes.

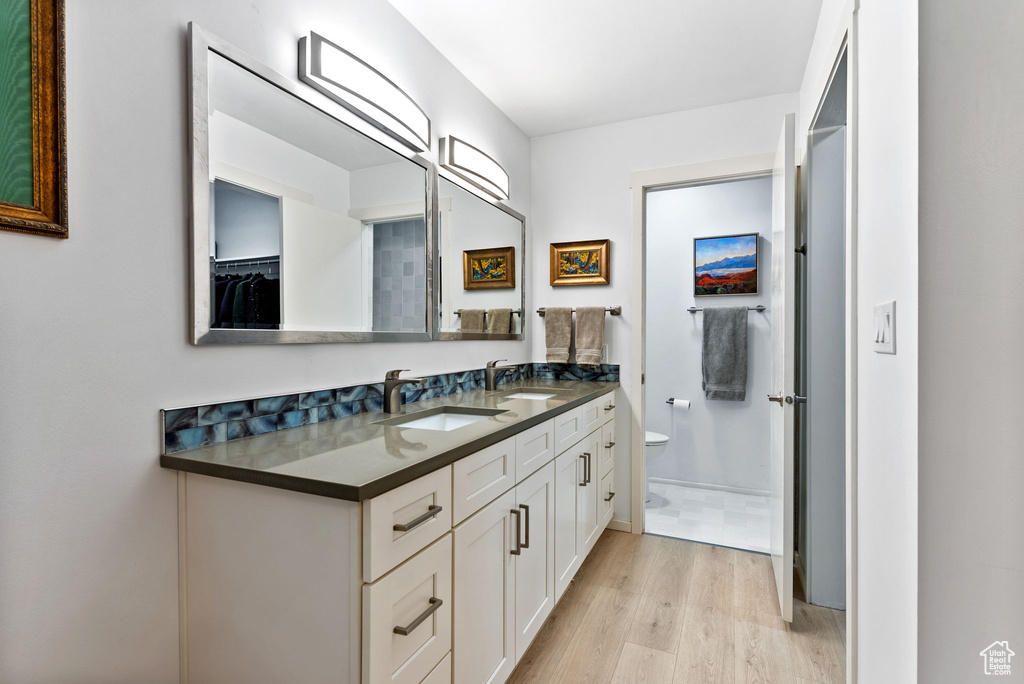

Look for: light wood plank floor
[507,531,845,684]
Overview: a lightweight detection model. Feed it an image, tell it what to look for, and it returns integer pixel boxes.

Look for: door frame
[627,151,777,537]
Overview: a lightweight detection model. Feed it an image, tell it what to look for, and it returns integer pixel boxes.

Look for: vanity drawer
[553,407,583,455]
[580,397,605,436]
[598,420,616,478]
[364,534,452,684]
[600,392,617,422]
[515,418,556,482]
[364,466,452,583]
[453,436,515,525]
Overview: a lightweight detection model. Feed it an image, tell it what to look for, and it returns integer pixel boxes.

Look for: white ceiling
[386,0,823,138]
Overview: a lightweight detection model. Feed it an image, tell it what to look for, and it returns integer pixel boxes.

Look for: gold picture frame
[463,246,515,290]
[0,0,67,239]
[550,239,610,286]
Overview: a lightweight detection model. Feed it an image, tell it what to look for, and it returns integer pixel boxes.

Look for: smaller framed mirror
[434,175,525,340]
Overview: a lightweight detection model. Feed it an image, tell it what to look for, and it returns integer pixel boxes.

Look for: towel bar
[537,306,622,317]
[454,309,522,316]
[687,305,766,314]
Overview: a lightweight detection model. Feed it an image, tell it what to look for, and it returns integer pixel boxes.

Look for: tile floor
[644,481,771,553]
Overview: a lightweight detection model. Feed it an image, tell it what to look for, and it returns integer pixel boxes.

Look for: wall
[530,92,798,525]
[644,176,773,493]
[798,0,920,679]
[0,1,530,680]
[918,2,1024,682]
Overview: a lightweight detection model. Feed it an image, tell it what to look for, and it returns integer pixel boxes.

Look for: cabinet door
[599,468,615,529]
[453,489,516,684]
[514,463,555,661]
[598,421,616,479]
[515,418,555,482]
[553,448,582,601]
[578,429,602,557]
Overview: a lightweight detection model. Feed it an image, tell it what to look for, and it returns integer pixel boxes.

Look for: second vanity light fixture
[298,31,431,153]
[440,136,510,201]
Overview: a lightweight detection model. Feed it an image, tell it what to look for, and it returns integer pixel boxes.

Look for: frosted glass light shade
[441,136,510,201]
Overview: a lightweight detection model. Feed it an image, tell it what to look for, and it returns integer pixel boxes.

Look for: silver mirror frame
[432,170,526,342]
[188,23,437,344]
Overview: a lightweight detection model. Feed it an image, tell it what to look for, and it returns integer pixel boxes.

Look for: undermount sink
[375,406,507,432]
[500,392,558,401]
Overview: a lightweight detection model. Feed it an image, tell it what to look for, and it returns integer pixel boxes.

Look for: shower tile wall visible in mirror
[371,218,426,331]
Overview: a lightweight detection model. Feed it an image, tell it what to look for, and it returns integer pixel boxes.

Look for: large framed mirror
[434,175,525,340]
[189,24,435,344]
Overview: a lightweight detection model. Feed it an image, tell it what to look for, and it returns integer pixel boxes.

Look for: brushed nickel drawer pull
[605,441,616,448]
[510,508,522,555]
[393,597,443,636]
[393,505,443,532]
[605,491,616,502]
[604,404,615,411]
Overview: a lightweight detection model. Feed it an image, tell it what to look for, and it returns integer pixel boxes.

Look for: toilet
[644,431,670,503]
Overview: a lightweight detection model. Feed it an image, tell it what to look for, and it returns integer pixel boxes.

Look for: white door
[553,449,582,600]
[453,489,516,684]
[514,463,556,660]
[769,112,797,623]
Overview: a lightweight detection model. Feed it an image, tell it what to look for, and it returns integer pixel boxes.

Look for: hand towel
[574,307,606,367]
[544,308,572,363]
[701,306,748,401]
[485,308,512,334]
[461,309,485,333]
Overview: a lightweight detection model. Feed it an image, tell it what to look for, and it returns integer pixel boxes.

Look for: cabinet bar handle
[605,441,615,448]
[393,505,443,532]
[579,454,587,486]
[519,504,530,549]
[393,597,443,636]
[510,508,522,555]
[605,491,616,502]
[604,404,615,411]
[584,452,592,484]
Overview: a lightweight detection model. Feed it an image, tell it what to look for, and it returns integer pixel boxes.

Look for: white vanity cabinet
[177,390,618,684]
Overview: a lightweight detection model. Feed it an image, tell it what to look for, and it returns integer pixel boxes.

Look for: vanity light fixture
[298,31,431,153]
[440,136,510,201]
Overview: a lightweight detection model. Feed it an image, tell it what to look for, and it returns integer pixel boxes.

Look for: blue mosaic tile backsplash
[163,363,619,454]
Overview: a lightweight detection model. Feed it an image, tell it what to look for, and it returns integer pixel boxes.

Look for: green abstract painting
[0,0,34,207]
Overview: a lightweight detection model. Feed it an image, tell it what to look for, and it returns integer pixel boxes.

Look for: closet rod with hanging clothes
[687,305,766,314]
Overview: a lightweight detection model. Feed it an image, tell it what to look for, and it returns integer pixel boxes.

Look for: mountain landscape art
[694,233,759,296]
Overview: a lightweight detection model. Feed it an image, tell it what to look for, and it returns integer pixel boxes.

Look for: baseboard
[607,519,632,533]
[648,477,770,498]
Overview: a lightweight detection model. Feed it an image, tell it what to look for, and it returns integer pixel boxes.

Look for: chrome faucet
[485,359,516,392]
[384,369,424,413]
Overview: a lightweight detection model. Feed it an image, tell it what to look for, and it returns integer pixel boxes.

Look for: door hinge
[795,244,807,255]
[641,373,645,384]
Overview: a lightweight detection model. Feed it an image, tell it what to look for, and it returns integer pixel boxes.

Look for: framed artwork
[463,246,515,289]
[550,239,610,286]
[694,233,759,296]
[0,0,67,238]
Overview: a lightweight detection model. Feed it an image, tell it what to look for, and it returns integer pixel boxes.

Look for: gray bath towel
[702,306,748,401]
[485,308,512,333]
[574,307,605,367]
[544,308,572,363]
[461,309,485,333]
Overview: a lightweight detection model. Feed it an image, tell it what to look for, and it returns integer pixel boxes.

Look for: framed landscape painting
[694,233,758,296]
[550,239,610,286]
[463,246,515,289]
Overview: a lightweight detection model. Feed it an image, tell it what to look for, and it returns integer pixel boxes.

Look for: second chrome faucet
[486,359,516,392]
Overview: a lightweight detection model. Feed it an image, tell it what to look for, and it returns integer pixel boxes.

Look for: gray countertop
[160,379,618,501]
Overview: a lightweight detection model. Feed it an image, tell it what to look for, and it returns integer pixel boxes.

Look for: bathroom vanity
[163,380,619,683]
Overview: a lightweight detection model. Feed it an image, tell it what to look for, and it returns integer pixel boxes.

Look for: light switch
[873,301,896,354]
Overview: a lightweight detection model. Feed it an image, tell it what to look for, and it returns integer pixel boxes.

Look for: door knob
[767,394,785,405]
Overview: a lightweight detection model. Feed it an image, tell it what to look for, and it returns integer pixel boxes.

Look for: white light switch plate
[873,301,896,354]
